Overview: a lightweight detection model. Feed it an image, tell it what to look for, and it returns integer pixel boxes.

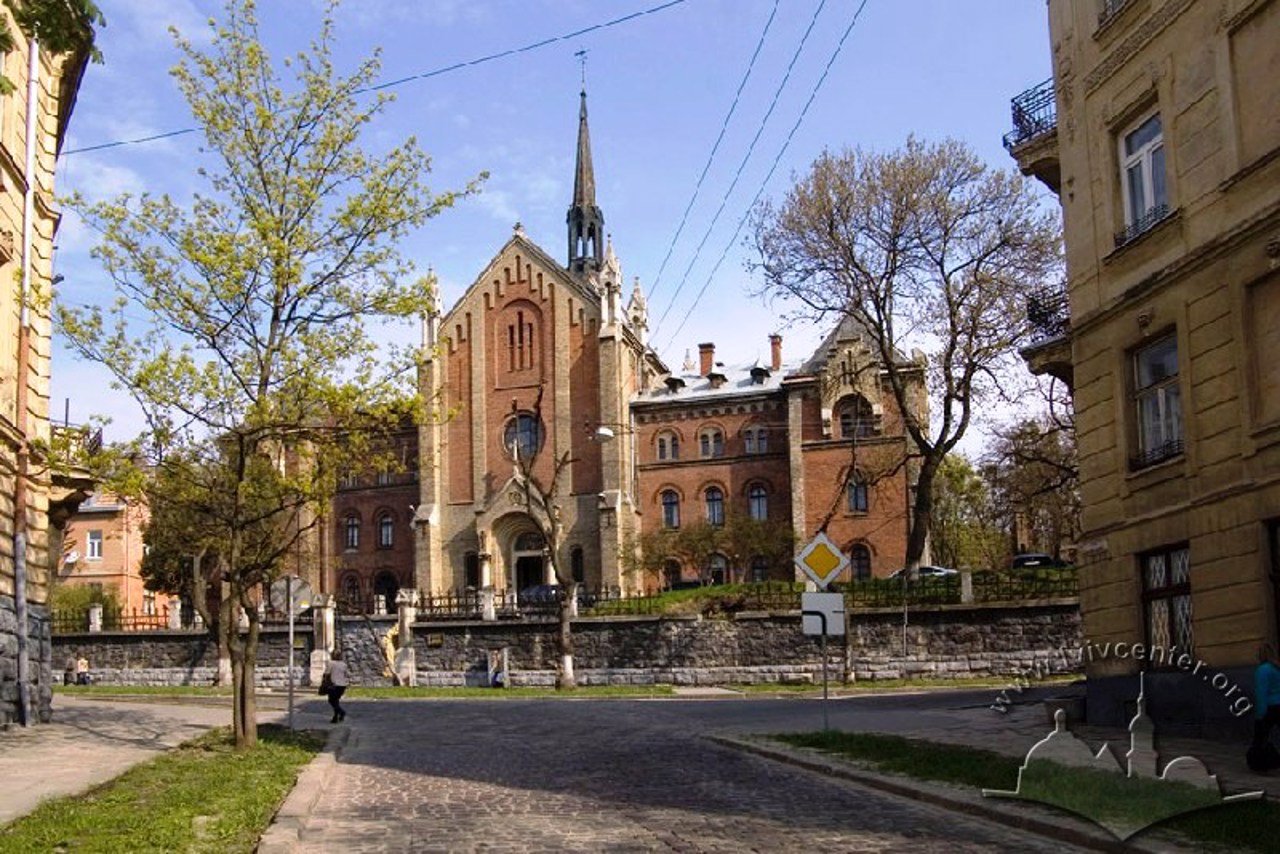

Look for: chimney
[698,342,715,376]
[769,334,782,372]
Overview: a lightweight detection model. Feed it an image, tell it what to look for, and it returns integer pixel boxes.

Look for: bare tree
[751,138,1061,573]
[509,385,579,689]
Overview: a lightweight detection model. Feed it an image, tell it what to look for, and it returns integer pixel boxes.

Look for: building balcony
[1003,78,1060,194]
[1018,287,1073,391]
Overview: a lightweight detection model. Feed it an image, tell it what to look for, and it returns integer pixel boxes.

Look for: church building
[331,90,925,603]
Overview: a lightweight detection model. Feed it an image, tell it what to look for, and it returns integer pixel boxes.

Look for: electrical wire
[657,0,871,353]
[645,0,778,303]
[60,0,689,157]
[649,0,828,339]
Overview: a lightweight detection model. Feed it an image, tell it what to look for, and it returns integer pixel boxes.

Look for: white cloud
[472,188,519,224]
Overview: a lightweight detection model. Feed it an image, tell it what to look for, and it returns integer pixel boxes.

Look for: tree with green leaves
[57,0,480,748]
[0,0,103,94]
[929,454,1006,571]
[751,139,1062,576]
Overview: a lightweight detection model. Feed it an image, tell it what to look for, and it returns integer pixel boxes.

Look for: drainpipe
[13,37,41,727]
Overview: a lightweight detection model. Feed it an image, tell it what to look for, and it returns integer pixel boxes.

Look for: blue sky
[51,0,1054,444]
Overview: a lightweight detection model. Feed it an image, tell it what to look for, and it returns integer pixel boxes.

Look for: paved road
[296,693,1087,852]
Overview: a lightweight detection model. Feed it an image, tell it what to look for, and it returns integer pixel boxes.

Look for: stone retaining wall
[53,601,1082,689]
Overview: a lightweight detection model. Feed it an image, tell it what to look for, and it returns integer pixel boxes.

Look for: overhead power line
[649,0,829,339]
[645,0,779,303]
[61,0,689,157]
[658,0,872,353]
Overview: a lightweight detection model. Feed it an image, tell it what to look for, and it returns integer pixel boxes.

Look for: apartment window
[87,529,103,560]
[744,426,768,454]
[749,556,769,583]
[705,487,725,526]
[657,432,679,461]
[339,471,359,489]
[505,413,543,461]
[378,512,394,549]
[143,590,156,616]
[1132,334,1183,468]
[1117,113,1168,246]
[344,515,360,550]
[1141,545,1193,659]
[376,469,393,486]
[661,490,680,529]
[748,484,768,521]
[464,552,480,588]
[699,428,724,459]
[850,544,871,581]
[847,479,869,513]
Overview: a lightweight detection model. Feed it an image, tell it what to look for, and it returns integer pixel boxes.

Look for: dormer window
[750,365,770,385]
[664,375,686,394]
[707,370,727,389]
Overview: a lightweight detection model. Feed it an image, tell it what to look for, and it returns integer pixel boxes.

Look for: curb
[707,735,1197,854]
[257,726,351,853]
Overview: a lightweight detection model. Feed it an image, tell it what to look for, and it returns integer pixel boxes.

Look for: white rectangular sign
[801,591,845,637]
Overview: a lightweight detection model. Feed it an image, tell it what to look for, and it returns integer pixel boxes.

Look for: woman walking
[325,648,349,723]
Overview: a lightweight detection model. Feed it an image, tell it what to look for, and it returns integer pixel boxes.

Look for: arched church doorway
[512,530,546,590]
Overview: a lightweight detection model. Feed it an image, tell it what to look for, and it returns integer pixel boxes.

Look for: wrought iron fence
[1003,78,1056,152]
[51,607,173,634]
[1114,202,1171,249]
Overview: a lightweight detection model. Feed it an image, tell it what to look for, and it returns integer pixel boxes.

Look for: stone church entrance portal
[512,530,547,590]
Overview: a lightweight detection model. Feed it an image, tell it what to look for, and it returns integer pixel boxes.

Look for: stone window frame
[698,424,726,459]
[656,429,681,462]
[742,423,769,455]
[1117,110,1169,243]
[1140,544,1193,664]
[836,394,879,439]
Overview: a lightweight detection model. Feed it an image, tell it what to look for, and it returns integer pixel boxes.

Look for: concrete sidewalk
[0,693,328,825]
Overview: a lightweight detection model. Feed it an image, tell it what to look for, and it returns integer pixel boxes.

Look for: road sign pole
[287,575,295,731]
[802,609,831,732]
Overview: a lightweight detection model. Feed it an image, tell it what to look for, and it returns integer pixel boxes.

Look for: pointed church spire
[567,89,604,277]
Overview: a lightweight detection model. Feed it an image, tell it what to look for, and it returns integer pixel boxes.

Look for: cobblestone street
[295,697,1084,852]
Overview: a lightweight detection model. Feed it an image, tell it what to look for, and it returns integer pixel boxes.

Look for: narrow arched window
[850,544,872,580]
[748,485,768,521]
[661,490,680,529]
[378,512,394,548]
[705,487,725,527]
[847,479,869,513]
[344,515,360,550]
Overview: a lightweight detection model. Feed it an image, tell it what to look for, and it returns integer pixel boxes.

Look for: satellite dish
[269,575,315,613]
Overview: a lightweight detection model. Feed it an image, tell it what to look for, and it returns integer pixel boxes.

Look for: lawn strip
[0,724,324,854]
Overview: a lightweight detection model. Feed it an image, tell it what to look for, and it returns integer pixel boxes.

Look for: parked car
[887,565,958,580]
[1010,553,1068,571]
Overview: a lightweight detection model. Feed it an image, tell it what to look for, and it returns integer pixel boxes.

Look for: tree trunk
[906,454,941,571]
[227,578,259,749]
[556,592,576,690]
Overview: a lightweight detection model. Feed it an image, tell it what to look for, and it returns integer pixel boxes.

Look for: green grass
[774,730,1021,790]
[0,725,325,854]
[770,730,1280,852]
[733,675,1079,693]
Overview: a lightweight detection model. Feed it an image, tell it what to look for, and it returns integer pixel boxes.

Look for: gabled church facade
[413,92,663,596]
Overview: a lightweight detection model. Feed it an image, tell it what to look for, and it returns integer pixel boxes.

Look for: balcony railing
[1130,437,1184,471]
[1099,0,1134,26]
[1026,288,1070,341]
[52,423,103,458]
[1003,78,1057,152]
[1114,203,1171,249]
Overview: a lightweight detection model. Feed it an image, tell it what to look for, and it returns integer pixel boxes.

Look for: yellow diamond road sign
[796,533,849,590]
